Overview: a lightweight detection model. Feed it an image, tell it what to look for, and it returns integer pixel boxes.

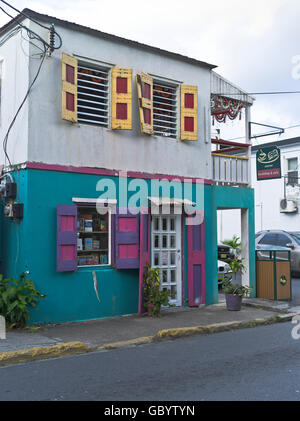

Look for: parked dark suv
[255,230,300,276]
[218,244,235,263]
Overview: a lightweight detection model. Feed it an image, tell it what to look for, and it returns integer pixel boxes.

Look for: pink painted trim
[181,213,185,307]
[26,162,214,185]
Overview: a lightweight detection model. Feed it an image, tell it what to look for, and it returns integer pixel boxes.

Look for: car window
[277,234,291,247]
[258,233,277,245]
[290,234,300,245]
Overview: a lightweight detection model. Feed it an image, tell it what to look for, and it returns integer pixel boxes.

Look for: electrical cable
[0,6,57,52]
[0,0,62,49]
[2,44,47,167]
[0,2,63,168]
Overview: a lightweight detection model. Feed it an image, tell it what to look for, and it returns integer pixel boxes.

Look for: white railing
[212,153,250,186]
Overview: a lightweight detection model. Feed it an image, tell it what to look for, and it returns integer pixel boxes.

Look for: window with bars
[153,81,178,138]
[77,62,110,127]
[287,157,298,186]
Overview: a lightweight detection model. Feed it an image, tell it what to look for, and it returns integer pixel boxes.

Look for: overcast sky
[1,0,300,144]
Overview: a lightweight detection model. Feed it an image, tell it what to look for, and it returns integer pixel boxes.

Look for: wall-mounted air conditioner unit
[280,199,298,213]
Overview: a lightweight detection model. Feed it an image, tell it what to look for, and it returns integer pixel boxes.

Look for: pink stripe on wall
[26,162,214,185]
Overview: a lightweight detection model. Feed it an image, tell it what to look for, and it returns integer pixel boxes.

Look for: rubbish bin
[256,246,292,301]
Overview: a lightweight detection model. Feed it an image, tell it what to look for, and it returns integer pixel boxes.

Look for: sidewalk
[0,296,299,366]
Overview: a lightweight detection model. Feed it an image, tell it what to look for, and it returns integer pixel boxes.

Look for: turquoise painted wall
[204,184,255,306]
[2,169,140,324]
[1,168,204,324]
[1,168,254,324]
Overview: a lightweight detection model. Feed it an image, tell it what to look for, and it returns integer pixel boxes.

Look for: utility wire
[2,48,47,166]
[0,0,62,49]
[0,1,63,168]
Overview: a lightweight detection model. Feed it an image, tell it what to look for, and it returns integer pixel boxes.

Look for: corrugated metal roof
[211,71,255,105]
[251,137,300,153]
[0,8,217,70]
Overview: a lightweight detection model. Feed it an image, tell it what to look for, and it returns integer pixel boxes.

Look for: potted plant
[227,256,246,284]
[222,257,252,310]
[222,277,252,311]
[222,235,241,257]
[143,262,171,316]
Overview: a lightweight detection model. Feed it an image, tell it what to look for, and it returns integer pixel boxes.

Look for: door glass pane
[170,252,176,265]
[170,235,176,248]
[162,218,168,231]
[161,252,168,266]
[154,235,160,249]
[162,270,168,284]
[170,218,175,231]
[154,252,160,266]
[162,235,168,249]
[171,285,177,299]
[170,269,176,283]
[154,217,159,231]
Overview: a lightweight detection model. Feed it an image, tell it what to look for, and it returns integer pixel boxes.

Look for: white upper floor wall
[0,11,216,179]
[0,22,29,167]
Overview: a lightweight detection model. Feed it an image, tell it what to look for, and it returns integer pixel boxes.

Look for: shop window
[77,206,111,266]
[77,62,110,127]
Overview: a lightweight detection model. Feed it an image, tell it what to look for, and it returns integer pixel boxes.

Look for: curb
[0,341,93,367]
[98,336,154,350]
[0,313,297,365]
[156,313,296,340]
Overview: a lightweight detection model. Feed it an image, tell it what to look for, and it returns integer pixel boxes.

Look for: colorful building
[0,9,255,324]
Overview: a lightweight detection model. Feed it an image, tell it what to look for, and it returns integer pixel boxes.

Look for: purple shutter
[57,204,77,272]
[187,211,205,306]
[139,210,150,313]
[115,208,140,269]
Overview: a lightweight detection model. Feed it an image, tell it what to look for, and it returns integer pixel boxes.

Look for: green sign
[256,145,281,181]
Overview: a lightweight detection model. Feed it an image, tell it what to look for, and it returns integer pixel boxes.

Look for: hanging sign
[256,145,281,180]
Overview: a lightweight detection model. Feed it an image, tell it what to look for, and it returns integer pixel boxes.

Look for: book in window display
[77,207,109,266]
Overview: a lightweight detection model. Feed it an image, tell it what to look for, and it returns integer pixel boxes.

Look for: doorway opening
[217,207,250,302]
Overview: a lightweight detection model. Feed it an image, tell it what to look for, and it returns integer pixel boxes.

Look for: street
[0,321,300,401]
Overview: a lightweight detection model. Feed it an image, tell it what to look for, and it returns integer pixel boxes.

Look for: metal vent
[77,62,109,127]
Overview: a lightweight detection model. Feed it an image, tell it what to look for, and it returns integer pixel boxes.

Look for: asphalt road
[292,278,300,306]
[0,321,300,401]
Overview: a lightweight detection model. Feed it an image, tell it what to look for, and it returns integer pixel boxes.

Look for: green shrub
[0,272,46,328]
[143,263,171,316]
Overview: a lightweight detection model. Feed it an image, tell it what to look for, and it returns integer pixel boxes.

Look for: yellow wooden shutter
[181,85,198,141]
[112,68,132,130]
[136,72,153,135]
[62,53,77,123]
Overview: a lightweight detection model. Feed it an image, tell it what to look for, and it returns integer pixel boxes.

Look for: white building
[218,136,300,242]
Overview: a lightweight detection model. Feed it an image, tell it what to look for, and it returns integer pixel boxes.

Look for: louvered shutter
[187,213,205,305]
[136,72,153,135]
[115,208,140,269]
[62,53,78,123]
[112,68,132,130]
[181,85,198,141]
[57,205,78,272]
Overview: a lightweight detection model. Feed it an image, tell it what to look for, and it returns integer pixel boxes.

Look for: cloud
[0,0,299,140]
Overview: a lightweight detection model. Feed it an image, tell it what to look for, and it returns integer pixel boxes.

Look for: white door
[151,214,182,306]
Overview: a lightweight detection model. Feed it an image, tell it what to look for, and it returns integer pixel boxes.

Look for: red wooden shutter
[62,53,77,123]
[112,68,132,130]
[187,213,205,305]
[57,204,78,272]
[115,208,140,269]
[136,72,153,135]
[181,85,198,141]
